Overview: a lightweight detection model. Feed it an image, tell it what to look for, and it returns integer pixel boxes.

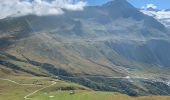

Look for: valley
[1,0,170,99]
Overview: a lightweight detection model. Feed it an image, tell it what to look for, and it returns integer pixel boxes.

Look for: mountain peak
[146,7,160,12]
[101,0,144,20]
[103,0,127,7]
[102,0,134,10]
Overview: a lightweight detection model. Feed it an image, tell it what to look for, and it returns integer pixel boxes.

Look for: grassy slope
[0,76,170,100]
[32,90,170,100]
[1,52,170,96]
[5,31,170,79]
[0,76,89,100]
[32,91,130,100]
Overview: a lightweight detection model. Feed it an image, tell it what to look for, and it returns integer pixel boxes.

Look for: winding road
[0,78,57,100]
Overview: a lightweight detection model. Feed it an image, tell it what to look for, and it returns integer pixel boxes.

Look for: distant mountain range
[1,0,170,96]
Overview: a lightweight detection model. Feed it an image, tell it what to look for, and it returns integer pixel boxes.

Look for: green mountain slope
[1,0,170,96]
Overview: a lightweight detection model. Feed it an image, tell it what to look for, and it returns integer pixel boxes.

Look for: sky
[128,0,170,9]
[0,0,86,19]
[86,0,170,9]
[0,0,169,19]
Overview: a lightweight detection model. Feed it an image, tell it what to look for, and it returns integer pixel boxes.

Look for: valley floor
[0,76,170,100]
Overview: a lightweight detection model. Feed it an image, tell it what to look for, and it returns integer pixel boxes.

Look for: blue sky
[86,0,170,9]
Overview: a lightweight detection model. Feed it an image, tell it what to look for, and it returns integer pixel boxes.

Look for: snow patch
[141,10,170,27]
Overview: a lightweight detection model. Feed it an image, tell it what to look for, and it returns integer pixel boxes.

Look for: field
[0,76,89,100]
[0,76,170,100]
[31,91,170,100]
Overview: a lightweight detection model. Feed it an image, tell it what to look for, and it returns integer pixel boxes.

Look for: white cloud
[0,0,86,19]
[141,4,157,10]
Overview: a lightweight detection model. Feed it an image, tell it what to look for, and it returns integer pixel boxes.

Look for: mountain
[141,9,170,28]
[146,7,160,12]
[165,9,170,11]
[1,0,170,96]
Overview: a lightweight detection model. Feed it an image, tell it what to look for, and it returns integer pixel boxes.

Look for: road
[0,78,57,100]
[24,81,56,99]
